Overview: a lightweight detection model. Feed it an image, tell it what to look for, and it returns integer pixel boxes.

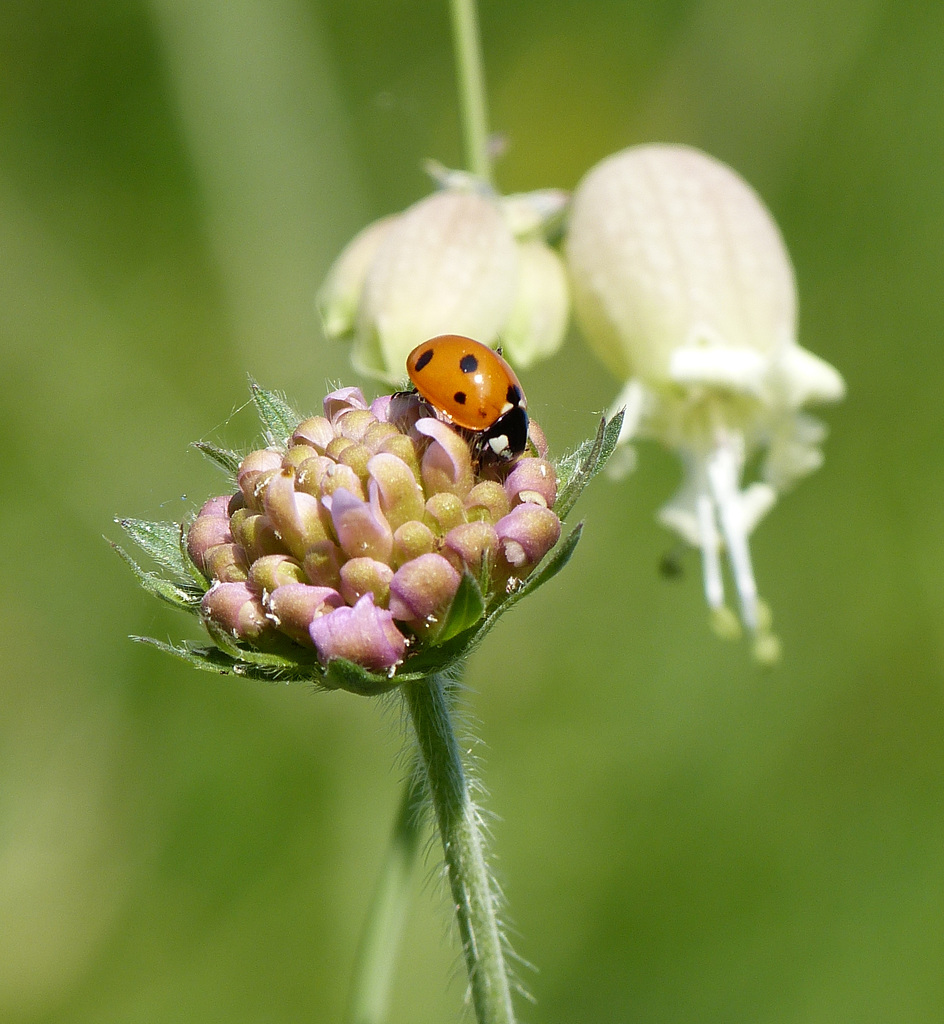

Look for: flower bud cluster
[187,388,560,673]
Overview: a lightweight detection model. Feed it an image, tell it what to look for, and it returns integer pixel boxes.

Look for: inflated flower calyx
[317,169,570,382]
[566,144,845,661]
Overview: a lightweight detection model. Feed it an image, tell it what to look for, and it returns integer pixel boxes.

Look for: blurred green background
[3,1,943,1021]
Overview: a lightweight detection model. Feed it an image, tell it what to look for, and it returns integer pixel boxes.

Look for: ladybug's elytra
[407,335,529,461]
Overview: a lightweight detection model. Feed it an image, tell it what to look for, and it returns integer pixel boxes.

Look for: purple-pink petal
[309,593,406,671]
[503,457,558,509]
[325,486,393,562]
[415,417,474,497]
[266,583,344,645]
[323,386,368,422]
[388,552,461,625]
[494,504,561,568]
[201,581,270,641]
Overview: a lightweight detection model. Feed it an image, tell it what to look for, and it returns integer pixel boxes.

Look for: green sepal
[109,540,204,613]
[554,410,624,521]
[116,517,191,580]
[250,378,302,446]
[431,572,486,646]
[323,657,403,696]
[132,636,314,682]
[192,440,242,479]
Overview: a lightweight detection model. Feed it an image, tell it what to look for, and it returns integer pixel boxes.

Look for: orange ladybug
[407,335,529,460]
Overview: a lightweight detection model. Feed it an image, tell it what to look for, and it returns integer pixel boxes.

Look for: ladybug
[407,335,529,461]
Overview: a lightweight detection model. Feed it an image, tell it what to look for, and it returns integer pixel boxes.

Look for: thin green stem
[403,674,516,1024]
[448,0,493,183]
[345,769,425,1024]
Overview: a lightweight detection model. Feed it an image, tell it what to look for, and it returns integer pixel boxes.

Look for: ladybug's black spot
[459,353,479,374]
[453,391,467,405]
[506,384,522,406]
[414,349,434,372]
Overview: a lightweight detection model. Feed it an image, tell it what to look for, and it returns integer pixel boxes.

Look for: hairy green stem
[346,769,425,1024]
[403,675,516,1024]
[448,0,493,183]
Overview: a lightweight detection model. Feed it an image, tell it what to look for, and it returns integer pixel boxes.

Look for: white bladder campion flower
[566,144,844,659]
[318,167,569,382]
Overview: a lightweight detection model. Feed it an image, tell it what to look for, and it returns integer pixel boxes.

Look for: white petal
[773,345,846,407]
[669,341,768,395]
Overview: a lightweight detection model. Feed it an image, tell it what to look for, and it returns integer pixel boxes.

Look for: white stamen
[706,439,759,632]
[695,486,725,612]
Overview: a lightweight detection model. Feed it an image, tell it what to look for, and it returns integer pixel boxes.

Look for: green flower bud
[339,556,394,607]
[229,509,285,562]
[368,453,426,532]
[464,481,511,524]
[203,542,250,583]
[303,540,344,591]
[424,492,467,535]
[391,520,437,568]
[248,553,308,595]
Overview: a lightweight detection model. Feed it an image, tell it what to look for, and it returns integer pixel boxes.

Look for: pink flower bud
[309,594,407,671]
[368,453,426,531]
[263,468,331,559]
[504,458,558,509]
[265,583,344,645]
[198,495,233,518]
[291,416,335,451]
[325,486,393,562]
[389,553,461,630]
[415,418,474,498]
[187,513,233,574]
[444,521,498,578]
[495,504,561,570]
[201,582,271,641]
[324,387,368,422]
[238,449,283,511]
